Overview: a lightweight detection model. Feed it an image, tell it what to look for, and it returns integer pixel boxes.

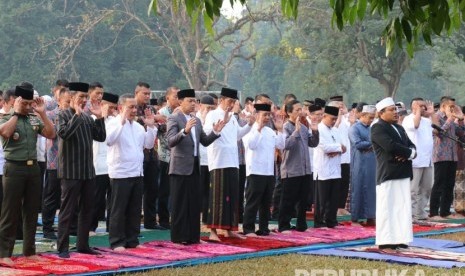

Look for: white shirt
[204,106,252,170]
[93,116,114,175]
[314,122,343,180]
[402,114,434,168]
[242,123,285,176]
[196,111,208,166]
[337,115,351,164]
[182,113,198,156]
[106,115,158,178]
[36,135,46,162]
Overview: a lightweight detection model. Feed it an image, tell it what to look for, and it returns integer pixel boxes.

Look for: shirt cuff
[408,148,416,160]
[180,128,186,136]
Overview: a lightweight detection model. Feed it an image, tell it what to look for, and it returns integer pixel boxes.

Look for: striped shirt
[57,108,106,179]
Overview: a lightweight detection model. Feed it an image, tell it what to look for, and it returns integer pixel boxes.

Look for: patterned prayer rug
[0,267,47,275]
[144,240,256,255]
[5,255,114,275]
[98,245,213,261]
[258,231,333,245]
[200,235,297,250]
[45,251,170,268]
[345,246,465,262]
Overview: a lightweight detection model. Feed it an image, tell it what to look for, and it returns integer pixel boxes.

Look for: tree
[42,0,280,91]
[156,0,465,57]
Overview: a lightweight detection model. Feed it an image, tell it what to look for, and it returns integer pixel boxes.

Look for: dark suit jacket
[166,111,219,175]
[371,118,416,184]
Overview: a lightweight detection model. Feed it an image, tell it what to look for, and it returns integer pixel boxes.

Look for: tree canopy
[151,0,465,56]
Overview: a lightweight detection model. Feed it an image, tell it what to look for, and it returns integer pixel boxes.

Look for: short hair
[284,93,296,102]
[410,97,424,108]
[158,95,167,105]
[355,102,368,113]
[440,96,455,106]
[165,86,179,97]
[89,82,103,90]
[118,93,134,105]
[58,87,70,97]
[0,90,3,97]
[244,97,254,104]
[135,82,150,94]
[20,81,34,89]
[255,94,270,102]
[208,93,218,99]
[56,79,69,87]
[4,88,16,101]
[285,99,300,114]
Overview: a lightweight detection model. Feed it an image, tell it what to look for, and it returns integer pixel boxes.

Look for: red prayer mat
[4,255,113,275]
[45,251,170,269]
[145,240,256,255]
[98,245,213,261]
[0,266,46,275]
[304,226,376,242]
[258,231,333,245]
[200,235,297,250]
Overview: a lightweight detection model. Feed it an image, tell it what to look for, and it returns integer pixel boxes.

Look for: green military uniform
[0,111,44,257]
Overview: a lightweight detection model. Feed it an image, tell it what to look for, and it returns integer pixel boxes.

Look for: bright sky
[221,1,246,21]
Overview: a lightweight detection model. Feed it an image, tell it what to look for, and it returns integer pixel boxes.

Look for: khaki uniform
[0,111,44,257]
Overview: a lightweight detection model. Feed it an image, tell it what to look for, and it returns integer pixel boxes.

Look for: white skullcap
[376,97,395,112]
[33,90,40,98]
[361,105,376,114]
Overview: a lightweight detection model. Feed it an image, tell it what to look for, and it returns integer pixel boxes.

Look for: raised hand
[273,114,284,132]
[33,97,46,115]
[213,119,226,133]
[425,100,434,116]
[295,117,301,132]
[185,117,196,134]
[101,103,110,118]
[246,113,256,126]
[223,107,232,125]
[13,96,23,114]
[89,101,102,118]
[143,108,155,127]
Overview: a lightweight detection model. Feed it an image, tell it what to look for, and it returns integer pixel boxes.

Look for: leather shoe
[77,248,101,255]
[378,244,397,250]
[58,251,70,258]
[396,244,408,249]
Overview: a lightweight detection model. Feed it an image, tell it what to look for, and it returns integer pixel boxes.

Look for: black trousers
[143,160,159,228]
[38,161,46,213]
[314,178,341,228]
[200,165,210,224]
[158,161,170,227]
[109,177,143,249]
[278,175,311,232]
[430,161,457,217]
[170,158,200,243]
[57,179,95,253]
[271,177,282,219]
[90,174,111,232]
[243,175,274,235]
[0,162,41,257]
[42,170,61,234]
[337,164,350,209]
[238,164,246,223]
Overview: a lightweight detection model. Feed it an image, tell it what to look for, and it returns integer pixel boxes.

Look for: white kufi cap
[375,97,395,112]
[362,105,376,114]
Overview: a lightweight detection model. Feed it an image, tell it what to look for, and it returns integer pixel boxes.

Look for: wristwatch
[12,112,20,117]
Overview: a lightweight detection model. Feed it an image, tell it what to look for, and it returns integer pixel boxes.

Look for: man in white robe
[371,97,416,250]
